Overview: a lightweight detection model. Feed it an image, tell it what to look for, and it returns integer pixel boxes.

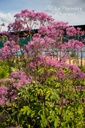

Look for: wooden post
[81,49,83,66]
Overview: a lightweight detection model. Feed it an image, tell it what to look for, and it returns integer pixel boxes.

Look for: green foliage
[0,74,85,127]
[80,66,85,73]
[0,63,9,78]
[0,56,85,128]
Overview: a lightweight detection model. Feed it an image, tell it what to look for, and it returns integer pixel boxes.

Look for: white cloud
[46,9,85,25]
[0,1,85,33]
[44,0,85,25]
[0,12,15,31]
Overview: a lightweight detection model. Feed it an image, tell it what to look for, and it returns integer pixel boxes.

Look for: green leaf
[40,113,48,128]
[77,106,83,114]
[20,106,31,116]
[54,116,60,128]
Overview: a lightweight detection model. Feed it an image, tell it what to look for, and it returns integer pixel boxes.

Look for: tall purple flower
[0,85,8,105]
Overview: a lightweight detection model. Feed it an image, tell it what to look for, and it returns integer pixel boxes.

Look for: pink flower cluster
[7,126,21,128]
[8,20,25,32]
[66,26,77,36]
[8,9,53,32]
[11,71,33,88]
[38,21,68,38]
[64,39,84,50]
[1,41,20,59]
[31,55,60,67]
[28,55,85,80]
[0,85,8,105]
[67,64,85,79]
[0,71,34,105]
[75,85,85,91]
[24,36,55,56]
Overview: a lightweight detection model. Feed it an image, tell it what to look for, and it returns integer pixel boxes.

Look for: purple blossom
[66,26,77,36]
[75,86,85,91]
[11,71,33,88]
[57,68,65,79]
[13,83,21,88]
[0,85,8,95]
[1,40,20,59]
[0,97,6,105]
[7,126,21,128]
[0,85,8,105]
[64,39,84,50]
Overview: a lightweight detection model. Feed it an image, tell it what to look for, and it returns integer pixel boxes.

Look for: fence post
[81,49,83,66]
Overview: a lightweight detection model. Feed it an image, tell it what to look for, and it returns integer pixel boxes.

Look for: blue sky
[0,0,85,31]
[0,0,47,13]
